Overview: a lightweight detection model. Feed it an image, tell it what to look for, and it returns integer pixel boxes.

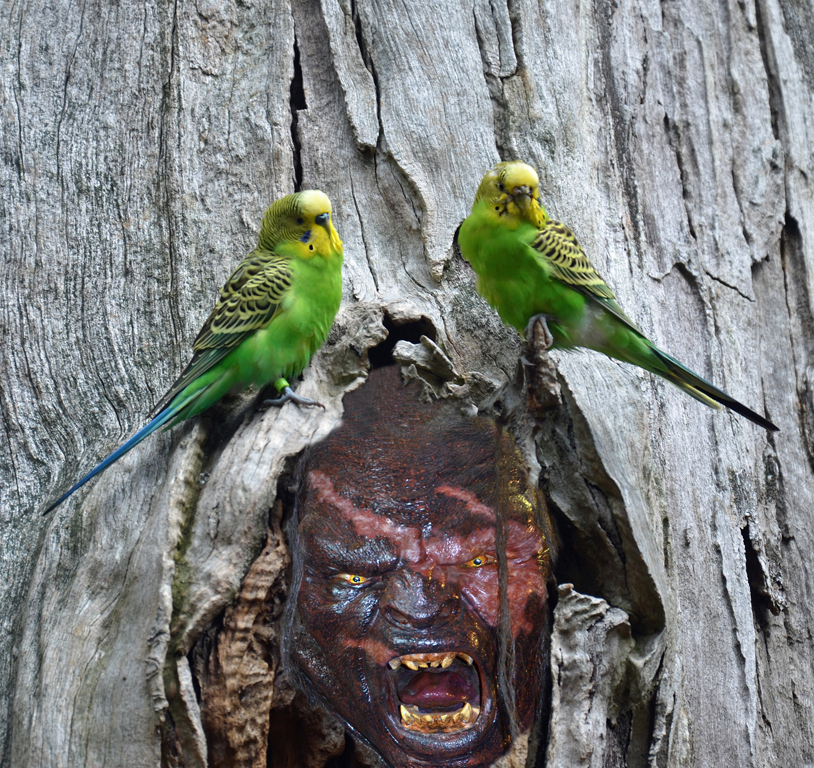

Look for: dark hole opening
[367,314,437,369]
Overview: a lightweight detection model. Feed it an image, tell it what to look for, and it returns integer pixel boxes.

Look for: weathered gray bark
[1,0,812,765]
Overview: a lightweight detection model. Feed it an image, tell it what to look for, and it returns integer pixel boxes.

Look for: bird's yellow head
[259,190,343,258]
[472,161,547,229]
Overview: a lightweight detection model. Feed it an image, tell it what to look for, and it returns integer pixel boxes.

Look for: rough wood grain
[2,0,813,766]
[545,586,635,768]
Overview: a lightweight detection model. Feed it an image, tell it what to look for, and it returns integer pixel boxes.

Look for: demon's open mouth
[388,652,482,734]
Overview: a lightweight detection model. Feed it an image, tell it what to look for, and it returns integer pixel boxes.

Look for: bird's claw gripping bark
[262,386,325,409]
[524,314,555,349]
[521,314,560,415]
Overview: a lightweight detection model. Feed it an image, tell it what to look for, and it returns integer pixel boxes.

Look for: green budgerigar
[45,190,344,513]
[458,161,777,431]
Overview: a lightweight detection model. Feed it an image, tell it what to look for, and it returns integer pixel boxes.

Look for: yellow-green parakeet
[458,161,777,431]
[45,190,344,513]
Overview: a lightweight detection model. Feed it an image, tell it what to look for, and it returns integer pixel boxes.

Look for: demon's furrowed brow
[304,470,545,635]
[287,364,555,768]
[307,469,423,562]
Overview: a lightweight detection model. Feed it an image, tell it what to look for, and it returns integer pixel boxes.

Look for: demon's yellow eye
[463,554,496,568]
[337,573,369,586]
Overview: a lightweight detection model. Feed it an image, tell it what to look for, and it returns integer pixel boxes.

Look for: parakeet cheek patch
[300,229,311,243]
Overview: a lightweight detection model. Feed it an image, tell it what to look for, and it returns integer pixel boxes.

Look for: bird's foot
[262,383,325,409]
[522,315,560,415]
[524,314,555,349]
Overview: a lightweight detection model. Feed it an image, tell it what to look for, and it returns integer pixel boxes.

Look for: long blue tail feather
[42,390,198,515]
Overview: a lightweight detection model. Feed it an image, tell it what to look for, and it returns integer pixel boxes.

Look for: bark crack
[158,0,182,360]
[289,36,305,191]
[472,1,517,161]
[390,163,421,227]
[777,212,814,458]
[711,503,754,724]
[596,1,645,270]
[741,523,780,619]
[504,0,523,74]
[55,0,88,179]
[95,370,125,436]
[349,0,383,139]
[703,270,755,302]
[349,173,379,292]
[663,113,697,242]
[13,0,25,177]
[138,0,149,83]
[0,393,22,505]
[754,0,781,142]
[730,160,752,247]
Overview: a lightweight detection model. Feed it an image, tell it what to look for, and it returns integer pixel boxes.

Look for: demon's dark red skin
[288,365,552,768]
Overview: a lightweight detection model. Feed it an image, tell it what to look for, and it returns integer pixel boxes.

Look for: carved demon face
[288,366,552,767]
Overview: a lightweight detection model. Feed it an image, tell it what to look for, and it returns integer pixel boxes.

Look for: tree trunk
[2,0,812,765]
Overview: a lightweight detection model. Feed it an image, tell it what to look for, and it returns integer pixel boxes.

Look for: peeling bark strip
[2,0,813,766]
[193,515,289,768]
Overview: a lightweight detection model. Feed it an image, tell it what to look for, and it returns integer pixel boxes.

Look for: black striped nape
[472,170,500,206]
[258,193,310,250]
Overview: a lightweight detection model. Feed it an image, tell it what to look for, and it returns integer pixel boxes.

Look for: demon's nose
[381,569,460,630]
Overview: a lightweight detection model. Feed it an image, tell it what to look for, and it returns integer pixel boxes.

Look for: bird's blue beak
[315,212,330,227]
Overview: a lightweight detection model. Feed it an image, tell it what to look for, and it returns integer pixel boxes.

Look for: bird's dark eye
[315,212,330,225]
[498,183,505,191]
[297,217,304,225]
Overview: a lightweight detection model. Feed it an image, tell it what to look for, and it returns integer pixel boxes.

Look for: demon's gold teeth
[390,652,481,733]
[388,651,474,670]
[399,702,481,733]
